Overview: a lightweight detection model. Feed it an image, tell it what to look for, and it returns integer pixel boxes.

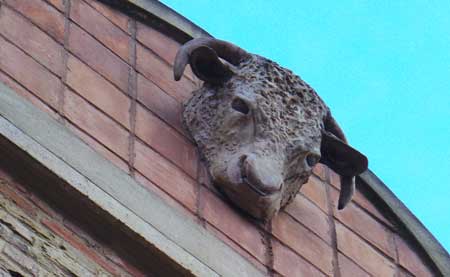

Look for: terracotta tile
[331,186,396,258]
[205,222,268,273]
[84,0,129,33]
[66,123,129,173]
[68,23,129,92]
[0,36,60,109]
[64,88,129,159]
[338,252,370,277]
[136,74,186,135]
[200,188,266,264]
[136,43,195,103]
[66,54,131,129]
[284,193,331,244]
[0,6,64,76]
[136,22,197,81]
[136,22,180,67]
[395,234,435,277]
[134,140,197,212]
[5,0,65,43]
[135,104,197,178]
[134,172,196,218]
[46,0,64,12]
[70,0,130,62]
[313,163,329,181]
[300,176,328,213]
[272,213,333,275]
[0,70,59,119]
[329,170,393,227]
[335,221,396,276]
[272,239,326,277]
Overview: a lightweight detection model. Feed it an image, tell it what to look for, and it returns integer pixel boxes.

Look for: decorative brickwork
[0,0,440,276]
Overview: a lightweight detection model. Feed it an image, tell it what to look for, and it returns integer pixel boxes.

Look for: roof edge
[88,1,450,275]
[360,170,450,276]
[98,0,211,42]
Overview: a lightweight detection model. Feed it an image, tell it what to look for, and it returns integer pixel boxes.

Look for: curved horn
[174,37,251,81]
[321,111,368,210]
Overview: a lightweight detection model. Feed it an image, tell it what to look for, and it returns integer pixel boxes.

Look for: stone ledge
[0,81,265,277]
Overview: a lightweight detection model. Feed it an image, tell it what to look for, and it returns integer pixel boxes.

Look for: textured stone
[176,38,367,219]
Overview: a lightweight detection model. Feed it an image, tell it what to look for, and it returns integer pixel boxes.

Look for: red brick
[134,140,197,212]
[284,193,331,244]
[70,0,129,62]
[68,23,129,92]
[5,0,65,43]
[272,239,326,277]
[137,74,186,135]
[136,22,179,67]
[64,88,129,159]
[313,163,329,181]
[0,6,64,76]
[200,187,266,263]
[66,123,129,173]
[328,170,393,227]
[300,176,328,213]
[66,54,131,129]
[398,268,414,277]
[0,70,59,120]
[136,43,196,103]
[134,172,196,218]
[41,218,122,275]
[0,36,61,109]
[84,0,129,33]
[135,104,197,178]
[205,222,268,273]
[329,169,340,189]
[198,162,222,196]
[335,221,396,276]
[331,187,396,258]
[136,22,196,81]
[338,252,370,277]
[395,235,434,277]
[272,213,333,275]
[46,0,64,12]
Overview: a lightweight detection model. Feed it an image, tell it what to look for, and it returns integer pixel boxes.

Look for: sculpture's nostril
[240,155,282,195]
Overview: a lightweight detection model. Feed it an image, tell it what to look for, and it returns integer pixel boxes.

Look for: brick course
[0,1,439,276]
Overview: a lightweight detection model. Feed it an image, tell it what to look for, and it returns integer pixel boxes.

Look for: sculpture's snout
[240,154,282,196]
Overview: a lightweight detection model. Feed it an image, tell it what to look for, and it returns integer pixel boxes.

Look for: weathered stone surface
[174,38,368,219]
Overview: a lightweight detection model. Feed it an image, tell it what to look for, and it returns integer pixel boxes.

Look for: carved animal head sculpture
[174,38,368,220]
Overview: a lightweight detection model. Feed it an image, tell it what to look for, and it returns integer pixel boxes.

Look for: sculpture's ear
[320,131,368,209]
[320,131,368,176]
[189,46,234,84]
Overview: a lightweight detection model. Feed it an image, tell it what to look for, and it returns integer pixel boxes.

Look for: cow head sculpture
[174,38,368,220]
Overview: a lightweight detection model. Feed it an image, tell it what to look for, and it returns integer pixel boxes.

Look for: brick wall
[0,0,437,276]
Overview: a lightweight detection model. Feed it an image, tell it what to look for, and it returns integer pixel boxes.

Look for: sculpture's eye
[231,98,250,115]
[306,153,320,167]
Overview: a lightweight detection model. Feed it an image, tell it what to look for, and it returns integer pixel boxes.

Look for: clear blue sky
[161,0,450,252]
